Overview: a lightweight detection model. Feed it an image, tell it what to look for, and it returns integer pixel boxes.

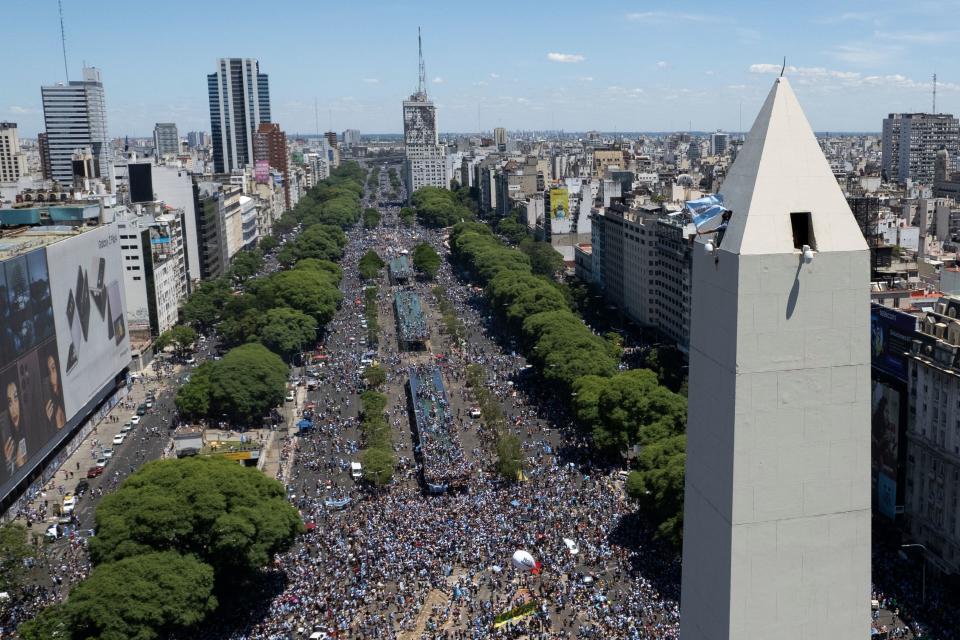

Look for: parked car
[136,405,147,416]
[87,466,104,478]
[74,480,90,497]
[61,494,77,514]
[130,415,141,425]
[120,422,134,433]
[102,448,114,459]
[112,433,125,445]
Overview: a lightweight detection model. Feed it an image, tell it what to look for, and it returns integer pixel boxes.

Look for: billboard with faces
[46,224,131,419]
[0,248,66,490]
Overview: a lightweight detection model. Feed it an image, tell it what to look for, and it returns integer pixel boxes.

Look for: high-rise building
[882,112,960,184]
[403,30,447,197]
[493,127,507,151]
[342,129,361,148]
[41,66,112,188]
[0,122,27,183]
[207,58,271,173]
[186,131,208,149]
[254,122,290,208]
[681,77,870,639]
[324,131,338,149]
[37,132,51,180]
[710,130,729,156]
[153,123,179,158]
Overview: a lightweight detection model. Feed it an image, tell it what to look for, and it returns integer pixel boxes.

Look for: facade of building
[41,66,112,188]
[342,129,361,148]
[403,93,447,195]
[905,296,960,575]
[37,132,51,180]
[0,122,28,183]
[882,113,960,184]
[153,123,179,158]
[710,131,729,156]
[192,180,231,280]
[681,77,870,639]
[493,127,507,151]
[186,131,208,149]
[207,58,271,173]
[253,122,290,208]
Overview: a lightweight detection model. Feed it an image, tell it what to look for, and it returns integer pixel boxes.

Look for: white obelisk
[680,77,871,639]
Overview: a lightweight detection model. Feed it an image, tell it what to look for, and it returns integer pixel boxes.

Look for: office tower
[186,130,208,149]
[403,30,447,196]
[710,130,729,156]
[882,113,960,184]
[680,77,870,639]
[153,122,180,157]
[0,122,27,182]
[324,131,338,149]
[253,122,290,208]
[41,66,112,188]
[494,127,507,151]
[207,58,271,173]
[342,129,361,148]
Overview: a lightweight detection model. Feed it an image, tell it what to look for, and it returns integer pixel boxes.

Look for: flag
[686,194,727,228]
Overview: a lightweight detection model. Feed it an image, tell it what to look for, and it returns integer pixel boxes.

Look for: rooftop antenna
[780,56,786,77]
[933,73,937,114]
[417,26,427,97]
[58,0,69,81]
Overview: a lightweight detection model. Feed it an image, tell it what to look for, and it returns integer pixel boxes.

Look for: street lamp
[899,543,928,605]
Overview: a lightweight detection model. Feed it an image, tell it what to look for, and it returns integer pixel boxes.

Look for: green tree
[90,457,302,578]
[399,207,416,227]
[625,435,686,547]
[361,447,395,486]
[358,250,385,280]
[208,343,288,424]
[0,523,34,594]
[520,238,564,278]
[228,248,264,284]
[21,552,217,640]
[363,207,381,229]
[258,235,279,253]
[293,258,343,283]
[411,186,474,227]
[174,362,214,419]
[157,325,198,356]
[182,279,232,330]
[412,243,441,279]
[255,268,342,326]
[494,432,523,482]
[257,307,317,361]
[362,364,386,388]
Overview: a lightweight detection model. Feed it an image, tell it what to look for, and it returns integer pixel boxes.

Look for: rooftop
[0,224,98,261]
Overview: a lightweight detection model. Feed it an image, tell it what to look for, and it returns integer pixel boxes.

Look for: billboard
[46,224,131,419]
[870,304,916,382]
[872,378,906,520]
[255,160,270,184]
[0,249,66,490]
[549,188,569,220]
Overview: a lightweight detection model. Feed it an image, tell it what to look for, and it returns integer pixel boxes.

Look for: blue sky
[5,0,960,136]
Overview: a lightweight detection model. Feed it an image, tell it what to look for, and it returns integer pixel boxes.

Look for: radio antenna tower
[58,0,70,81]
[417,27,427,97]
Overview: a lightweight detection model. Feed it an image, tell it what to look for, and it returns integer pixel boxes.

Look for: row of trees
[359,390,394,486]
[464,363,523,482]
[448,220,688,546]
[410,186,475,227]
[412,242,440,279]
[388,167,401,191]
[21,458,302,640]
[363,207,381,229]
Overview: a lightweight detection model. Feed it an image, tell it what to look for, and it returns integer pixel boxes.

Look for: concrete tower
[680,77,870,639]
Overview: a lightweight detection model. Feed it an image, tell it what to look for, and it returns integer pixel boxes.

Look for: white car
[112,433,125,445]
[130,415,141,425]
[563,537,580,556]
[61,494,77,514]
[102,448,114,459]
[45,524,59,540]
[120,422,134,433]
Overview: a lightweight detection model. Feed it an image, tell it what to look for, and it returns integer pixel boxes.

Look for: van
[350,462,362,479]
[468,407,481,419]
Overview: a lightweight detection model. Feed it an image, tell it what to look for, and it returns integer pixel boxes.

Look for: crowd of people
[408,364,469,490]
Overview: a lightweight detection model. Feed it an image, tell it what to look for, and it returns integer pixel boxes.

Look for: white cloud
[490,73,500,79]
[362,78,379,84]
[8,105,35,114]
[874,29,959,44]
[473,80,488,87]
[749,63,859,80]
[547,52,585,63]
[626,11,722,23]
[656,61,669,69]
[577,76,594,82]
[432,76,444,84]
[816,11,874,24]
[827,43,899,66]
[749,62,958,92]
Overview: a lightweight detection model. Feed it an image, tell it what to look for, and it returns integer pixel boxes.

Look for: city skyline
[5,0,960,137]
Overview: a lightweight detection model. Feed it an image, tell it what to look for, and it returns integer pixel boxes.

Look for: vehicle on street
[102,448,114,459]
[350,462,363,479]
[87,466,104,478]
[145,401,153,409]
[121,422,133,433]
[61,494,77,514]
[74,480,90,497]
[185,356,196,364]
[136,404,147,416]
[130,415,141,425]
[112,433,125,445]
[286,391,295,402]
[469,407,481,419]
[45,524,58,540]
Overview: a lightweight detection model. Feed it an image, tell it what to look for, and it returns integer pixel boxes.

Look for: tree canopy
[412,242,441,279]
[411,187,474,227]
[0,523,33,595]
[358,250,385,281]
[257,307,317,361]
[228,248,264,284]
[154,325,198,356]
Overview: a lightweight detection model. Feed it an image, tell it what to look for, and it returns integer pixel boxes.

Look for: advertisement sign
[255,160,270,184]
[549,188,569,220]
[0,249,66,490]
[872,379,905,520]
[46,224,131,419]
[870,304,916,382]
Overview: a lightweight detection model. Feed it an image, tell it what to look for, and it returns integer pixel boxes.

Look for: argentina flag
[685,194,728,228]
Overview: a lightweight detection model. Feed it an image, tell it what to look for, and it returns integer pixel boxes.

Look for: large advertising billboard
[870,304,916,382]
[254,160,270,184]
[549,188,569,220]
[0,248,65,490]
[46,224,131,419]
[872,379,905,520]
